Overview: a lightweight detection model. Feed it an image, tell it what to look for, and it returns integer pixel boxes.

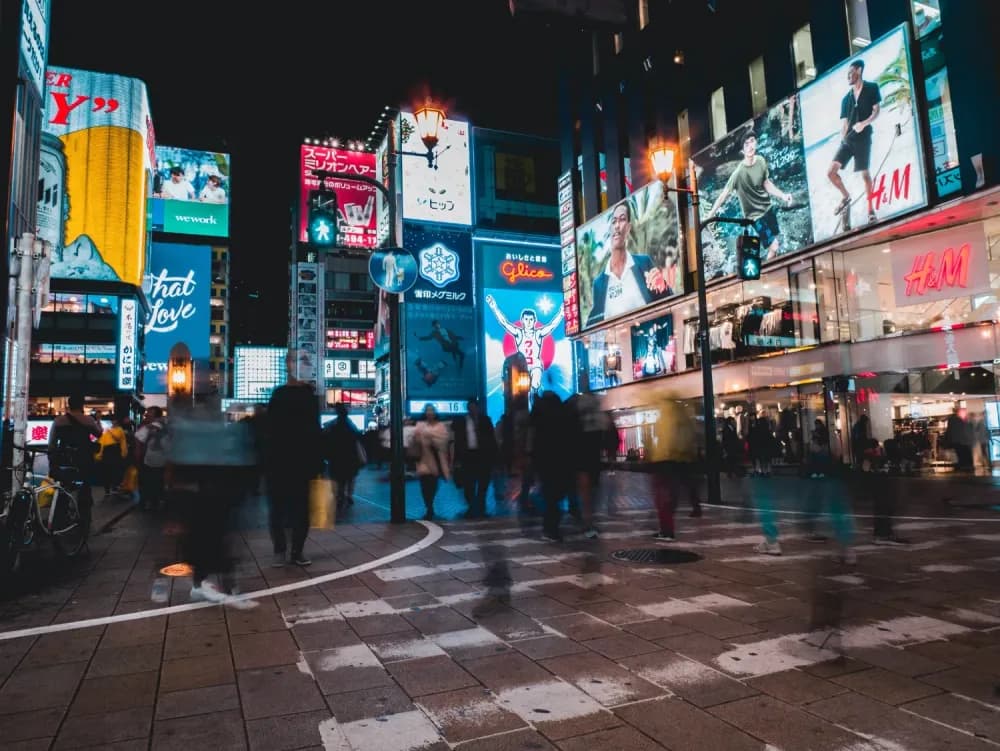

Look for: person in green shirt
[706,131,793,260]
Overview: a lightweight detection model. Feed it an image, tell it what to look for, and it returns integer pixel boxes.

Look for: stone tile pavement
[1,475,1000,748]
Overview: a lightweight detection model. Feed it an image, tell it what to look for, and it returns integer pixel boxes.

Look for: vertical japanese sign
[557,171,579,334]
[291,263,323,385]
[117,298,138,390]
[19,0,50,98]
[299,145,378,249]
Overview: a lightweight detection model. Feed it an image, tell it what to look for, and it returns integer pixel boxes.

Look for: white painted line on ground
[702,502,1000,523]
[0,520,444,642]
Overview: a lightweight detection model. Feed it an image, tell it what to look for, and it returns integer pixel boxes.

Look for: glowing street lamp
[413,102,446,151]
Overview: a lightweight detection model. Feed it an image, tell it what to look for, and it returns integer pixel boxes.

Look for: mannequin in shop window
[851,414,872,469]
[749,415,776,477]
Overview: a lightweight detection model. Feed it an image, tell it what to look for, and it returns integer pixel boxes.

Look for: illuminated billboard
[234,346,287,402]
[400,113,472,226]
[143,242,212,394]
[630,313,676,381]
[299,145,378,249]
[558,171,580,334]
[799,24,926,243]
[479,240,572,424]
[42,67,153,287]
[151,146,230,237]
[693,95,813,280]
[575,180,683,329]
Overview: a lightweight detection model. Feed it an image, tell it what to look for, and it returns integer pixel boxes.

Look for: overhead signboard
[151,146,230,237]
[400,113,472,226]
[42,67,153,287]
[299,144,378,249]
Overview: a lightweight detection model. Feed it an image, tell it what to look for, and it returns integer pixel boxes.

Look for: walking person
[412,404,451,520]
[647,392,698,542]
[452,398,497,518]
[170,394,257,606]
[566,391,607,538]
[530,390,572,542]
[48,393,103,528]
[323,403,365,516]
[134,407,170,512]
[266,350,322,568]
[97,417,129,496]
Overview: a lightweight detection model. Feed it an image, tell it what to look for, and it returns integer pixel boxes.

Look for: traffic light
[308,189,338,247]
[737,233,761,280]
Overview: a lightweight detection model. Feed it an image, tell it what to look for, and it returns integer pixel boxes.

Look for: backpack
[51,414,100,471]
[142,421,170,467]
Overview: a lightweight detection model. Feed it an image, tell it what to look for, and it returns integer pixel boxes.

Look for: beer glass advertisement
[479,241,572,423]
[143,242,212,394]
[404,303,478,408]
[400,113,472,226]
[151,146,230,238]
[404,224,473,304]
[299,145,378,249]
[630,313,676,381]
[41,68,153,287]
[693,96,814,280]
[575,180,682,330]
[799,24,926,243]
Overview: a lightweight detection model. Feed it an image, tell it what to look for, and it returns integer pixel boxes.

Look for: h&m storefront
[584,199,1000,472]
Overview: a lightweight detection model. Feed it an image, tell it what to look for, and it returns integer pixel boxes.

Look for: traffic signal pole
[684,166,753,507]
[312,169,406,524]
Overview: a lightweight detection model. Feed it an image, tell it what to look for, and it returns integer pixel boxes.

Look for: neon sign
[903,243,970,297]
[500,260,554,285]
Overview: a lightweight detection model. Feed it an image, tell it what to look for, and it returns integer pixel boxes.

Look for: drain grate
[611,548,702,565]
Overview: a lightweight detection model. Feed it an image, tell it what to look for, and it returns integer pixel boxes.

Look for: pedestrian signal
[737,234,761,281]
[308,189,338,247]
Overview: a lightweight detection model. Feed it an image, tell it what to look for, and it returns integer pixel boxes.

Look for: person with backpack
[134,406,170,512]
[48,393,103,526]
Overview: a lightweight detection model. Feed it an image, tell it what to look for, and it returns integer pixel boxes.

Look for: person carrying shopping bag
[412,404,451,520]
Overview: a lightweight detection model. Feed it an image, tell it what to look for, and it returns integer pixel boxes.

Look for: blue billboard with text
[144,242,212,393]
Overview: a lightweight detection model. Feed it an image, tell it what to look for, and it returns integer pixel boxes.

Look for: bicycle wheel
[0,491,29,577]
[51,488,89,557]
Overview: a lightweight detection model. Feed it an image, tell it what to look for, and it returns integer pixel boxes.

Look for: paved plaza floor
[1,469,1000,749]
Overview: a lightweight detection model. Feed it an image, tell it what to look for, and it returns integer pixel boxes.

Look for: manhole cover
[611,548,702,565]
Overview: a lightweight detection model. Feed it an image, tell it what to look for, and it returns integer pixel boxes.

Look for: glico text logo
[500,261,554,285]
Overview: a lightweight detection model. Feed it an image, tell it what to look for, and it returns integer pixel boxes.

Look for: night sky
[47,0,563,345]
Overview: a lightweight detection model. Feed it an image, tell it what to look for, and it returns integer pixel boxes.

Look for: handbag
[308,476,337,529]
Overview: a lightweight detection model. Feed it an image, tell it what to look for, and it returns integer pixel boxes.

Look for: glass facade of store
[587,214,1000,472]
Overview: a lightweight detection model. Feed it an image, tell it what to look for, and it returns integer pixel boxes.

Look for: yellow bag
[308,476,336,529]
[121,465,138,493]
[37,477,57,509]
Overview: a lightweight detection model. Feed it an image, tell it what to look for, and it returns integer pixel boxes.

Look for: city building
[27,66,153,427]
[535,0,1000,469]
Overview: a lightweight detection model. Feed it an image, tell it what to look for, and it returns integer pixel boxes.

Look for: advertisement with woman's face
[575,181,683,329]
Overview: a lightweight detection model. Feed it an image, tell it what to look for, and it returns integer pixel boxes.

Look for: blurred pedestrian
[452,398,497,518]
[647,392,698,541]
[266,350,322,568]
[134,407,170,512]
[170,393,257,607]
[411,404,451,520]
[324,402,365,515]
[530,390,572,542]
[722,416,744,478]
[566,392,608,539]
[97,416,129,495]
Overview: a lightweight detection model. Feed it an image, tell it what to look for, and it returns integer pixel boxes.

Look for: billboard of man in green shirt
[706,131,794,260]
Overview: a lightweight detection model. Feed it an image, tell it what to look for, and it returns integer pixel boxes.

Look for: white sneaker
[190,581,228,603]
[225,595,259,611]
[754,540,782,556]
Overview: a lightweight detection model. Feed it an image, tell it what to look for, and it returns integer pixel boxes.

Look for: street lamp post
[649,145,752,506]
[311,103,446,524]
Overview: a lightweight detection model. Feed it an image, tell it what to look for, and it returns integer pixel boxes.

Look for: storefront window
[841,219,1000,342]
[32,343,116,365]
[815,253,847,342]
[41,293,118,315]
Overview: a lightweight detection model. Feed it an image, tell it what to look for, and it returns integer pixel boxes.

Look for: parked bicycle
[0,444,90,576]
